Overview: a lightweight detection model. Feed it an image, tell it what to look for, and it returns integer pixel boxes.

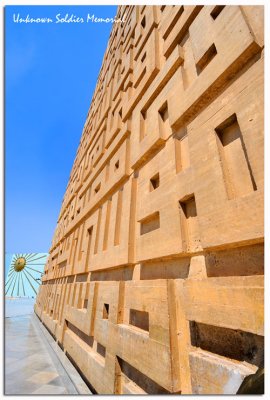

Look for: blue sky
[5,5,117,253]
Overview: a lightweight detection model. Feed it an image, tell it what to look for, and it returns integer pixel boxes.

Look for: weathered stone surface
[35,5,264,394]
[189,350,258,394]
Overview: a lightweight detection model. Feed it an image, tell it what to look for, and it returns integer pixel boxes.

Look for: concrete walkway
[5,300,91,395]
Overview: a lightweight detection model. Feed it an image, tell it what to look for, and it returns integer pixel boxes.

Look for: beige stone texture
[35,5,264,394]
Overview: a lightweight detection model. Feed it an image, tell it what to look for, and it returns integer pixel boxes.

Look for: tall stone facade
[35,5,264,394]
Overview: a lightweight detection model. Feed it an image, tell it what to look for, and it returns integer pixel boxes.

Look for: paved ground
[5,299,91,395]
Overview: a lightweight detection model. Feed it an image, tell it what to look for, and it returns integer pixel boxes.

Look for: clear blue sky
[5,5,117,253]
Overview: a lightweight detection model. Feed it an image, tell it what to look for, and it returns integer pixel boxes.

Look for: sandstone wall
[35,5,264,394]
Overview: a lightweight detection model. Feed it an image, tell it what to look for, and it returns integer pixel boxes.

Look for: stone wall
[35,5,264,394]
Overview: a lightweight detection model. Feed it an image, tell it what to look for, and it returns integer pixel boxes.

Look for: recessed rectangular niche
[76,273,88,282]
[174,126,190,173]
[114,160,120,171]
[140,211,160,235]
[141,52,146,63]
[215,114,257,199]
[85,226,93,268]
[58,260,67,269]
[190,321,264,367]
[210,5,225,20]
[158,102,168,122]
[66,321,94,347]
[179,195,197,218]
[103,303,109,319]
[67,276,74,284]
[115,357,170,394]
[83,299,88,309]
[179,195,200,251]
[196,43,217,75]
[140,110,147,141]
[141,15,146,28]
[97,342,106,358]
[129,309,149,332]
[158,102,171,138]
[94,183,101,194]
[149,173,160,191]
